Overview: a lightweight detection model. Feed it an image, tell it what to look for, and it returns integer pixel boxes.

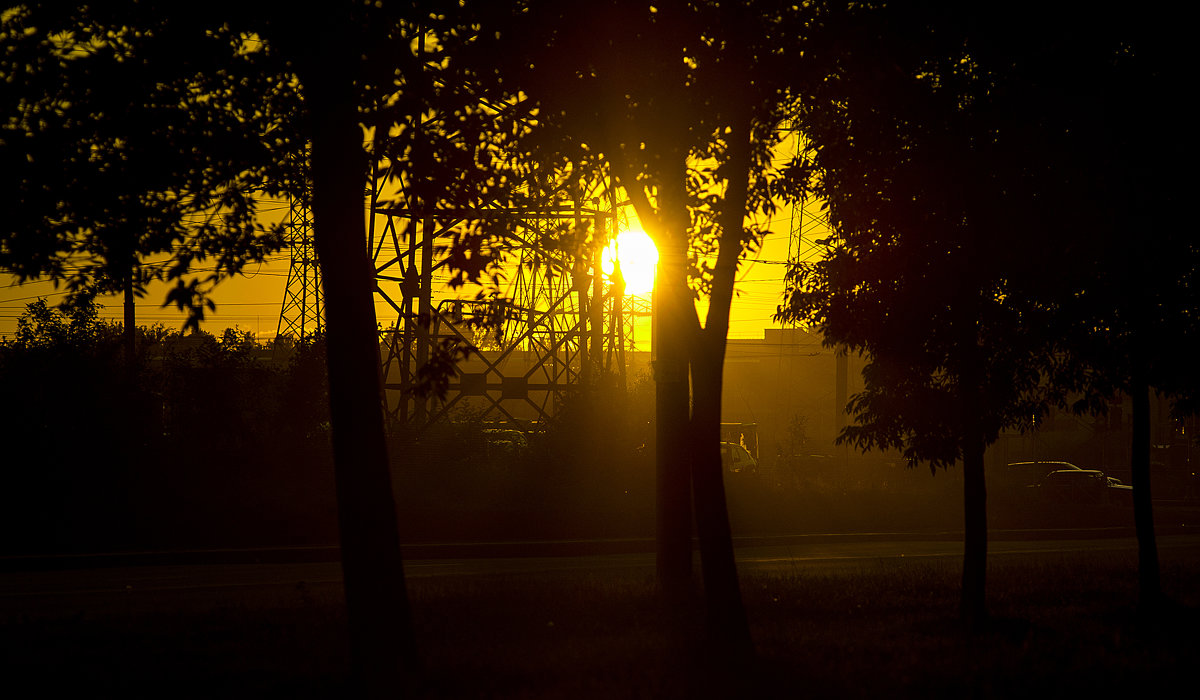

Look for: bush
[0,298,336,554]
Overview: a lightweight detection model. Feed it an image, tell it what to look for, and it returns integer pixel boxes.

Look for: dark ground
[3,533,1199,698]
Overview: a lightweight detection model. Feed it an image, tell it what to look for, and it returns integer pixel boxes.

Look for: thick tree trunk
[691,347,753,658]
[655,233,694,595]
[1130,371,1162,613]
[303,24,418,698]
[610,150,693,600]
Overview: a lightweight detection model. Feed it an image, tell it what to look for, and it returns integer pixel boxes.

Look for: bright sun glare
[602,228,659,297]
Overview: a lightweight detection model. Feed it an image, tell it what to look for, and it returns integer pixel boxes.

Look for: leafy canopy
[775,3,1103,468]
[1,3,304,327]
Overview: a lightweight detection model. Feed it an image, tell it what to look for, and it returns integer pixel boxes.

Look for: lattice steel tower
[273,23,646,429]
[785,131,831,316]
[275,187,323,340]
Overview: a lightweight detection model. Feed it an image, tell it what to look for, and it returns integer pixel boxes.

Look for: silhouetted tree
[1027,9,1195,615]
[776,2,1090,631]
[257,4,536,691]
[5,1,559,691]
[780,0,1197,627]
[1,4,297,327]
[480,0,805,658]
[3,3,409,694]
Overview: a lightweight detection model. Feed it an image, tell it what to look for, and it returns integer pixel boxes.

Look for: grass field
[4,546,1198,698]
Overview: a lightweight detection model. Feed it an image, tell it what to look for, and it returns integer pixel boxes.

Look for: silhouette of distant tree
[8,294,109,351]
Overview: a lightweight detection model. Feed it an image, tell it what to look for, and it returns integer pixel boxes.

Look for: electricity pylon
[275,190,323,340]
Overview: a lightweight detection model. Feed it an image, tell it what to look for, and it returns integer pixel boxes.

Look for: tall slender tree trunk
[959,329,988,632]
[1130,368,1162,614]
[960,422,988,631]
[302,17,418,697]
[954,176,990,633]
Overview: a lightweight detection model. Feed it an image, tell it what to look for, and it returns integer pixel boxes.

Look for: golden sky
[2,129,830,342]
[0,196,828,343]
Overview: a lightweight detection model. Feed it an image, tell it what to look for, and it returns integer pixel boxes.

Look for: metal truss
[369,174,634,430]
[275,187,323,341]
[271,22,644,431]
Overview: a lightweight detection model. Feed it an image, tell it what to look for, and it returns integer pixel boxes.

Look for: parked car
[1106,476,1134,506]
[482,428,530,457]
[1002,461,1083,488]
[1036,469,1109,504]
[720,441,758,474]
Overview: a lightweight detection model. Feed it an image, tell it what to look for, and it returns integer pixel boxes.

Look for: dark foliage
[0,299,336,554]
[1,3,303,325]
[777,2,1078,466]
[775,0,1196,624]
[779,0,1195,466]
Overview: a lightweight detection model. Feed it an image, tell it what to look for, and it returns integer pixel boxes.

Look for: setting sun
[602,228,659,297]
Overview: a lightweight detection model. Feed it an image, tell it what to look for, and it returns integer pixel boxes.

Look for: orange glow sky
[2,132,829,342]
[0,196,828,343]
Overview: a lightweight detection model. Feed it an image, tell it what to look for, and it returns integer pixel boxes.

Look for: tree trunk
[303,22,419,698]
[690,101,752,659]
[691,347,753,659]
[655,229,694,595]
[959,336,988,632]
[960,424,988,632]
[1130,370,1162,614]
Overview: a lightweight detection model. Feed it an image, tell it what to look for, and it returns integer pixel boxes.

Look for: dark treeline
[0,295,1015,555]
[0,296,334,553]
[0,296,667,554]
[2,293,1145,557]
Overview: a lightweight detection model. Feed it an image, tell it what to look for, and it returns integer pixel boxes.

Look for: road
[3,530,1199,611]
